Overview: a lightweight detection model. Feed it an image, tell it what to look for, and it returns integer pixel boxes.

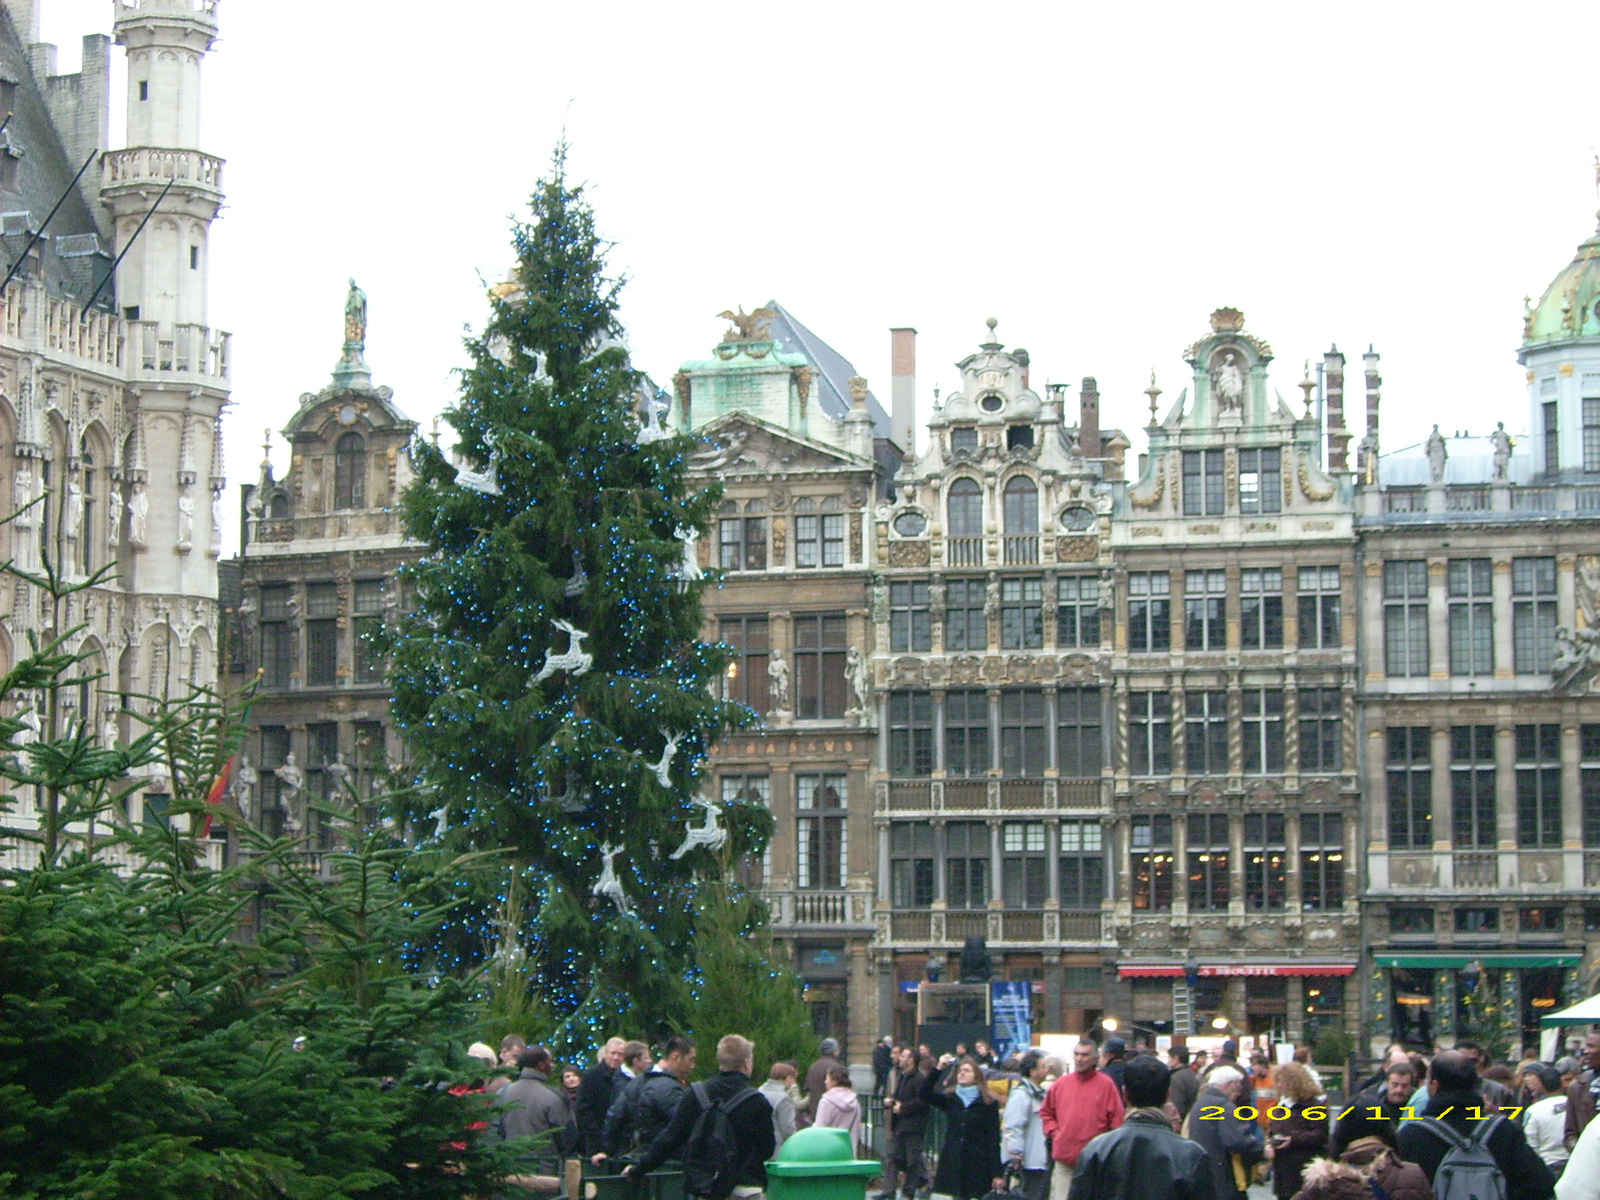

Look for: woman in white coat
[1002,1051,1053,1200]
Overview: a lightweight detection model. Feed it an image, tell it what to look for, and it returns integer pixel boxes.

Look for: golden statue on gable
[717,306,777,343]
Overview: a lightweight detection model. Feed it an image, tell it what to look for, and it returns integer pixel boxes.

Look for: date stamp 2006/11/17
[1195,1105,1518,1122]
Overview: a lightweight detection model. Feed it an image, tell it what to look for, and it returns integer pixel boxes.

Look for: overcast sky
[37,0,1600,538]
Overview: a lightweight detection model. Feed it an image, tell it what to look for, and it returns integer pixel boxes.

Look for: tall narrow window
[719,614,769,710]
[718,500,767,571]
[79,451,96,574]
[1130,693,1171,776]
[306,722,341,850]
[944,689,990,778]
[1185,570,1226,651]
[1237,447,1282,514]
[795,496,845,568]
[944,579,987,652]
[947,478,983,566]
[1128,571,1171,653]
[1187,813,1231,911]
[888,692,933,778]
[1516,723,1562,849]
[1387,727,1433,849]
[1130,815,1173,911]
[1059,820,1105,909]
[944,820,989,909]
[890,823,934,908]
[1000,577,1043,649]
[1450,725,1496,849]
[1001,822,1048,909]
[304,583,339,687]
[889,581,931,653]
[1299,687,1343,773]
[795,774,846,889]
[1383,561,1430,677]
[1240,567,1283,650]
[1298,565,1342,649]
[1182,450,1224,515]
[1585,395,1600,473]
[352,579,385,684]
[999,690,1047,777]
[1300,813,1345,912]
[792,613,847,720]
[258,726,290,836]
[1243,812,1287,911]
[1056,575,1100,648]
[259,586,293,689]
[1185,691,1228,776]
[1002,476,1039,564]
[1447,559,1494,676]
[1056,687,1102,778]
[1582,725,1600,848]
[333,433,365,510]
[1513,557,1558,675]
[1243,689,1284,774]
[1543,399,1560,473]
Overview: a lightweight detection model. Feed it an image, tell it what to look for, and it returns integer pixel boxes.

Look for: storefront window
[1302,978,1345,1051]
[1390,967,1435,1047]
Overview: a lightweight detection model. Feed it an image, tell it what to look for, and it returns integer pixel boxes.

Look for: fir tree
[387,148,749,1044]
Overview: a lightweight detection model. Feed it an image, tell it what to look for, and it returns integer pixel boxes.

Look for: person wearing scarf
[929,1059,1004,1200]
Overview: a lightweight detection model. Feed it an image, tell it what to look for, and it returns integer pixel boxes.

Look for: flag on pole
[200,754,235,838]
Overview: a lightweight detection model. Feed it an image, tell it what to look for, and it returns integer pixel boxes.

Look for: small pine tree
[386,147,749,1044]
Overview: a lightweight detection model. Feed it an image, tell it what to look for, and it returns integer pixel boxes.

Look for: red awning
[1118,964,1356,978]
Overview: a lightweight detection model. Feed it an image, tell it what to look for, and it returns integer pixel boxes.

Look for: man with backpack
[1395,1050,1556,1200]
[624,1034,775,1200]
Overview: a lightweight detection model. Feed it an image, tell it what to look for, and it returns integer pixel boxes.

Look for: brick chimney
[1324,347,1350,471]
[890,327,916,457]
[1078,377,1101,457]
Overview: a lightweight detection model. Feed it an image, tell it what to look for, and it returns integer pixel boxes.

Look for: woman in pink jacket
[814,1065,863,1154]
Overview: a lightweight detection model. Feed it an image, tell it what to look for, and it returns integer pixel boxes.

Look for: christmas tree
[387,148,752,1044]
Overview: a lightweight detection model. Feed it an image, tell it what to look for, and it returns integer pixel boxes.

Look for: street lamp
[1211,1016,1231,1031]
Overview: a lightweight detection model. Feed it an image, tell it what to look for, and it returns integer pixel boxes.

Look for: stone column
[933,689,947,774]
[876,819,891,905]
[847,941,873,1064]
[1558,555,1578,632]
[1366,726,1391,890]
[1172,814,1190,918]
[1046,818,1061,906]
[1563,722,1583,889]
[1492,558,1514,680]
[1495,725,1517,881]
[1045,686,1060,774]
[1228,812,1246,918]
[1286,812,1304,913]
[1427,557,1449,680]
[988,688,1003,776]
[989,819,1004,909]
[1286,976,1305,1044]
[1363,559,1386,683]
[932,819,947,906]
[1432,724,1454,861]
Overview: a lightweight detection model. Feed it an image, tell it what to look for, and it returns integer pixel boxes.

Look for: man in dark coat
[1330,1060,1413,1157]
[596,1041,653,1161]
[1185,1066,1267,1200]
[625,1034,774,1196]
[804,1038,842,1122]
[1566,1029,1600,1147]
[873,1037,895,1096]
[495,1045,577,1171]
[574,1037,626,1158]
[1394,1050,1555,1200]
[1166,1047,1200,1122]
[881,1047,936,1200]
[1069,1056,1214,1200]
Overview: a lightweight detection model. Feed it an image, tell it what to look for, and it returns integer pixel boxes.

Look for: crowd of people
[456,1026,1600,1200]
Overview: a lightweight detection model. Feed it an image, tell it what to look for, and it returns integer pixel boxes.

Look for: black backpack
[681,1081,762,1199]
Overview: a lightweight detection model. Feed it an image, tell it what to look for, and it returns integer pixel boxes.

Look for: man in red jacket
[1041,1039,1124,1200]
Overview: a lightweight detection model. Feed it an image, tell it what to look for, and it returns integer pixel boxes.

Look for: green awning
[1375,954,1581,969]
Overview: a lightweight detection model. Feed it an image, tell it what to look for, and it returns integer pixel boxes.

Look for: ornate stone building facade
[1,1,230,863]
[231,295,415,863]
[1356,215,1600,1053]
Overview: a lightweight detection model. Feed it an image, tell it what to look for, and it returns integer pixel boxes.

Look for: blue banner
[991,980,1032,1060]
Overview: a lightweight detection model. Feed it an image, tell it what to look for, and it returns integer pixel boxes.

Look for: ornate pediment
[687,414,865,476]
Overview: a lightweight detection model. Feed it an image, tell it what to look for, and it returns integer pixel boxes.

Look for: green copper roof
[1525,226,1600,344]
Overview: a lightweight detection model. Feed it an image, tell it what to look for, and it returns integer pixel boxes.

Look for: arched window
[79,446,96,574]
[1002,476,1038,533]
[268,492,290,519]
[334,433,365,510]
[947,478,982,536]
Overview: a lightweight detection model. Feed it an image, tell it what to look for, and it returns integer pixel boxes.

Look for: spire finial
[1299,360,1317,418]
[1144,371,1162,428]
[261,427,272,466]
[981,316,1001,348]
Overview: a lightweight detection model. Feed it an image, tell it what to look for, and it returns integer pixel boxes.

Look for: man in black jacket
[574,1037,627,1158]
[625,1034,775,1198]
[1395,1051,1555,1200]
[881,1047,936,1200]
[596,1041,654,1162]
[610,1036,695,1159]
[1068,1056,1214,1200]
[873,1037,895,1096]
[1330,1060,1414,1157]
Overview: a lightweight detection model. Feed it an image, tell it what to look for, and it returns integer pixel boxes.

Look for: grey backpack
[1418,1115,1506,1200]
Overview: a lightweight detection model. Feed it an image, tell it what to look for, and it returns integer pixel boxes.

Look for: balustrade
[947,537,983,566]
[1003,535,1038,564]
[1453,853,1498,888]
[102,146,224,192]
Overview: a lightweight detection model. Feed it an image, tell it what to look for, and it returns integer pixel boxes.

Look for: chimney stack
[1324,346,1350,470]
[1363,346,1381,443]
[890,327,916,457]
[1079,377,1101,457]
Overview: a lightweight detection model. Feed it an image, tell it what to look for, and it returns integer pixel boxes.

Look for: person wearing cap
[1100,1037,1129,1092]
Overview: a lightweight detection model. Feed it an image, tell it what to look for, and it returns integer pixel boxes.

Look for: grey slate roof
[766,300,892,438]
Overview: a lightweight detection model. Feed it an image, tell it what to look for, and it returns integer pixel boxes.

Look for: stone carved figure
[1425,425,1448,483]
[344,278,367,346]
[717,306,776,343]
[233,754,257,821]
[1491,421,1513,481]
[767,651,789,711]
[12,463,31,527]
[669,795,727,860]
[594,842,632,915]
[274,752,304,833]
[845,646,871,713]
[1211,349,1246,413]
[127,482,149,550]
[325,753,352,796]
[65,479,83,540]
[687,428,750,472]
[176,489,195,551]
[1553,624,1600,693]
[210,490,224,555]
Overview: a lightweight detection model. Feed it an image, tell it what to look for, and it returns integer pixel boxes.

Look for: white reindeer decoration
[533,619,592,683]
[669,794,727,861]
[594,842,632,915]
[646,729,683,787]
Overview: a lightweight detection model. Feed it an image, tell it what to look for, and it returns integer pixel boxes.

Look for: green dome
[1526,225,1600,344]
[773,1127,853,1163]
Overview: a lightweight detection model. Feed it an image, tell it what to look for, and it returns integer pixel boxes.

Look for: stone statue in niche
[127,482,149,550]
[176,489,195,552]
[1491,421,1513,481]
[845,645,871,714]
[1210,349,1246,413]
[209,490,223,556]
[12,464,31,528]
[767,651,789,712]
[345,278,367,346]
[233,754,257,821]
[65,479,83,540]
[1426,425,1448,483]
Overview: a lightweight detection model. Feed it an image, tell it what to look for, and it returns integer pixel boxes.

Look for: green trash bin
[765,1127,881,1200]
